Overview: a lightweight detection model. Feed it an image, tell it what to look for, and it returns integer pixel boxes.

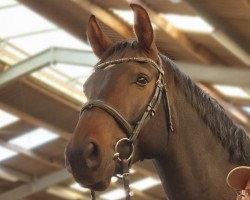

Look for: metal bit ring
[114,138,134,162]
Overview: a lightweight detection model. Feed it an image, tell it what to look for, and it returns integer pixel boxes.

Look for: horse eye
[136,76,148,86]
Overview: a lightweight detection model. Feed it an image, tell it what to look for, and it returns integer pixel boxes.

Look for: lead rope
[91,190,96,200]
[121,160,132,200]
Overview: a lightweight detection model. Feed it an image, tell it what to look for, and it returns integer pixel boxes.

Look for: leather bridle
[80,56,173,200]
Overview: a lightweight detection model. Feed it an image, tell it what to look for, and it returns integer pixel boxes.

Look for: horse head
[65,4,171,191]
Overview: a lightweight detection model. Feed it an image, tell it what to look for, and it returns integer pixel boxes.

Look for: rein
[80,56,173,199]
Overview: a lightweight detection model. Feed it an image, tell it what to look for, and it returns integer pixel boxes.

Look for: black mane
[162,54,250,165]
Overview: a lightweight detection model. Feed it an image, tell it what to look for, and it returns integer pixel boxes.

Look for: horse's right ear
[87,15,113,58]
[131,4,157,57]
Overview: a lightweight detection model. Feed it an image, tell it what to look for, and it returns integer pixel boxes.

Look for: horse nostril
[84,142,100,170]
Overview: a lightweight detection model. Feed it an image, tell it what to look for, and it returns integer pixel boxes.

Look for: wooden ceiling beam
[70,0,134,38]
[184,0,250,66]
[123,0,221,64]
[17,0,132,42]
[0,166,33,183]
[0,169,71,200]
[17,0,90,42]
[19,0,221,64]
[17,0,250,66]
[224,97,250,107]
[46,186,90,200]
[0,166,90,200]
[0,139,63,169]
[0,102,70,140]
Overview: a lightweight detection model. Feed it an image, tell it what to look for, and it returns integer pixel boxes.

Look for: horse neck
[154,72,236,200]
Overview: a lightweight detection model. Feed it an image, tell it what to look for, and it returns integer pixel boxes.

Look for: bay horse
[65,4,250,200]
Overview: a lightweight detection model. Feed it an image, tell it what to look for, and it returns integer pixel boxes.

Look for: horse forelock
[97,40,138,64]
[160,54,250,165]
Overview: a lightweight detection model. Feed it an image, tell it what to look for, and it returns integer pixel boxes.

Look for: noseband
[80,56,173,199]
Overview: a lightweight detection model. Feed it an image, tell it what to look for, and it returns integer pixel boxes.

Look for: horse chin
[81,180,111,191]
[74,174,112,191]
[72,161,115,191]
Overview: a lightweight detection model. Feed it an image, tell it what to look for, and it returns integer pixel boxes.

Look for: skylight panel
[47,186,87,200]
[0,0,18,8]
[69,183,89,193]
[242,106,250,114]
[163,14,214,33]
[31,71,87,103]
[74,82,84,92]
[130,177,161,191]
[112,9,157,29]
[111,10,213,33]
[42,67,69,82]
[112,10,133,25]
[100,189,132,200]
[52,63,93,80]
[214,85,250,98]
[0,146,17,162]
[9,128,59,149]
[9,30,91,55]
[0,109,19,128]
[169,0,182,3]
[3,45,28,60]
[0,4,56,38]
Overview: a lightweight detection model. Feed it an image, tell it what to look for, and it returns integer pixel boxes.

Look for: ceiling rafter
[123,0,222,64]
[228,98,250,107]
[18,0,226,64]
[0,166,90,200]
[46,186,90,200]
[0,102,70,140]
[0,139,62,169]
[184,0,250,66]
[17,0,249,67]
[0,169,72,200]
[70,0,134,38]
[0,166,32,183]
[17,0,90,42]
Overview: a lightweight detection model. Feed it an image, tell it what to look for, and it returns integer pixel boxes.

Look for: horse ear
[87,15,113,58]
[131,4,157,54]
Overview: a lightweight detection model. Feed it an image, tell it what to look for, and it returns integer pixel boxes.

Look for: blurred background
[0,0,249,199]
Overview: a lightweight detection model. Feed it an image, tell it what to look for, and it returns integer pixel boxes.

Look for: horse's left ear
[131,4,157,56]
